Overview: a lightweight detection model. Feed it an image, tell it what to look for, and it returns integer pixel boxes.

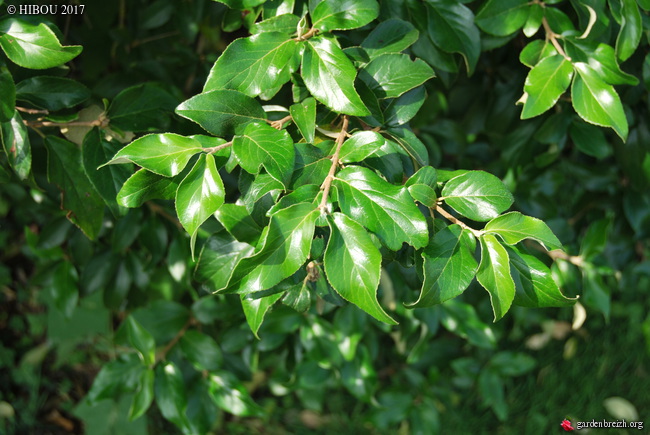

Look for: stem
[16,107,49,115]
[204,141,232,154]
[147,202,183,231]
[434,205,484,238]
[155,317,195,364]
[319,115,349,212]
[269,115,292,130]
[542,17,571,61]
[296,27,319,41]
[24,119,105,128]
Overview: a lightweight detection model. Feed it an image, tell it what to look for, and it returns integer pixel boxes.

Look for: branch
[269,115,292,130]
[319,115,349,212]
[204,141,232,154]
[155,317,195,364]
[147,202,184,231]
[16,106,49,115]
[295,27,318,41]
[542,17,571,61]
[433,204,484,238]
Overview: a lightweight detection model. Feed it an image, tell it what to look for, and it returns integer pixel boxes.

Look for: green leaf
[176,89,266,137]
[507,245,575,308]
[155,362,191,432]
[477,234,516,321]
[521,55,573,119]
[405,166,437,207]
[241,292,284,338]
[475,0,529,36]
[195,233,255,291]
[311,0,379,31]
[523,3,543,37]
[233,121,294,187]
[425,0,480,74]
[1,110,31,180]
[324,212,396,324]
[124,316,155,366]
[226,202,318,294]
[117,169,179,208]
[338,131,384,163]
[282,281,311,312]
[214,204,265,245]
[441,171,514,222]
[386,126,429,166]
[519,40,556,68]
[103,133,203,177]
[82,128,131,216]
[361,18,418,59]
[358,53,434,99]
[250,14,300,35]
[46,137,104,240]
[15,76,90,111]
[51,261,79,319]
[301,36,369,116]
[616,0,641,62]
[334,166,428,250]
[107,83,177,132]
[175,153,225,254]
[408,224,477,307]
[564,41,638,86]
[441,300,496,349]
[0,67,15,122]
[484,211,562,251]
[179,330,224,371]
[289,97,316,143]
[203,32,299,97]
[0,18,82,69]
[212,0,266,9]
[207,371,264,417]
[129,369,154,421]
[383,86,426,127]
[571,62,628,140]
[87,355,143,404]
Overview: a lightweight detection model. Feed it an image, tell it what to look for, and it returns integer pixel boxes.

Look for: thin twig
[319,115,349,212]
[542,17,571,60]
[295,27,319,41]
[155,317,195,364]
[269,115,292,130]
[147,202,184,231]
[433,204,484,238]
[16,107,49,115]
[24,119,105,128]
[204,141,233,154]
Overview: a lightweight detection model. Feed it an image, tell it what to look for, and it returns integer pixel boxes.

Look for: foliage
[1,0,649,433]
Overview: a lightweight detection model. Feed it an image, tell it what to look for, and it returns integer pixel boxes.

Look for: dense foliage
[1,0,648,433]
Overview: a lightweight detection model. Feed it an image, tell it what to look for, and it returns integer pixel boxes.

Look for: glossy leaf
[108,83,177,132]
[338,131,384,163]
[519,40,556,68]
[475,0,529,36]
[484,212,562,251]
[179,330,224,371]
[226,202,318,294]
[0,18,82,69]
[290,97,316,143]
[87,355,143,404]
[425,0,480,74]
[324,213,396,324]
[441,171,514,222]
[195,233,255,291]
[408,225,477,307]
[523,3,543,37]
[51,261,79,319]
[405,166,437,207]
[521,55,573,119]
[214,204,264,245]
[233,121,294,187]
[1,110,31,180]
[176,89,266,136]
[507,245,575,308]
[359,53,434,99]
[207,371,264,417]
[124,316,155,366]
[311,0,379,32]
[564,41,638,86]
[0,67,15,122]
[335,166,428,250]
[103,133,203,177]
[155,363,191,432]
[616,0,641,62]
[361,18,419,58]
[301,37,369,116]
[203,32,299,97]
[46,137,104,240]
[15,76,90,111]
[383,86,426,127]
[477,234,516,321]
[241,292,284,338]
[129,369,154,421]
[571,62,628,140]
[117,169,179,208]
[250,14,300,35]
[175,153,225,251]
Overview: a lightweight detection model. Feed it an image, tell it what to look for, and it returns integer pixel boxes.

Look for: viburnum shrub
[1,0,648,432]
